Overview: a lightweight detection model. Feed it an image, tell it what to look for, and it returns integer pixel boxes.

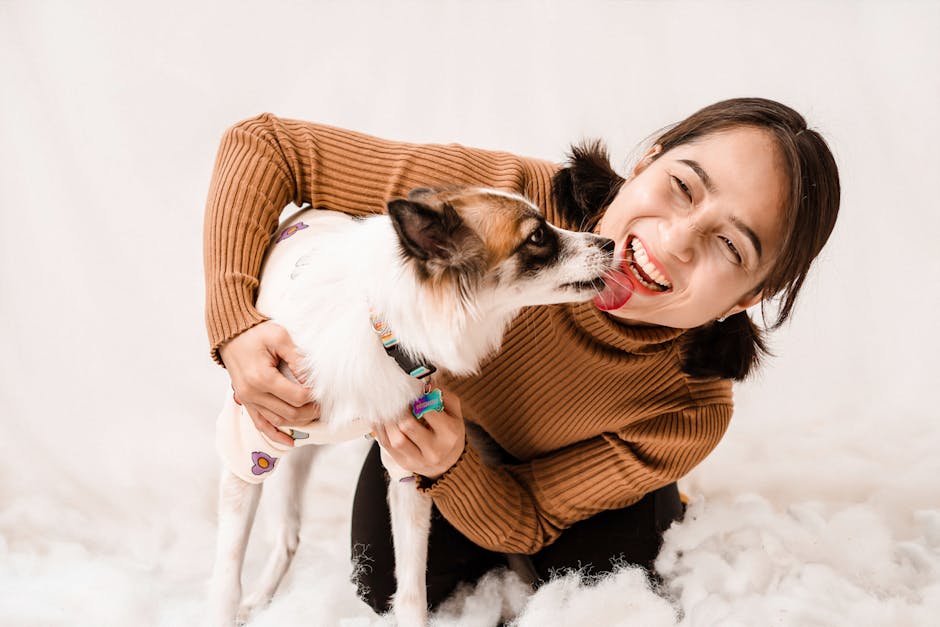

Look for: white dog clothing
[215,215,424,485]
[215,217,373,484]
[215,394,374,484]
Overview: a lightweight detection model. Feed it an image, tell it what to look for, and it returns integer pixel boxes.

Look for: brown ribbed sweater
[203,113,733,555]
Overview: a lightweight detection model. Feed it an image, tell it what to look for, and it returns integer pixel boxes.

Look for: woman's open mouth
[624,236,672,293]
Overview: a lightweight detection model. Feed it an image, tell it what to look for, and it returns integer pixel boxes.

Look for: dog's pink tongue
[593,271,635,311]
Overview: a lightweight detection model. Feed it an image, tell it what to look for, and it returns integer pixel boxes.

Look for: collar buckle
[370,309,437,382]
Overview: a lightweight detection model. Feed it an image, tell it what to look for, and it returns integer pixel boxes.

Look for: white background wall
[1,1,938,625]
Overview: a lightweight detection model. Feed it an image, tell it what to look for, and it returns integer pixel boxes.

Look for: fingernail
[399,476,415,484]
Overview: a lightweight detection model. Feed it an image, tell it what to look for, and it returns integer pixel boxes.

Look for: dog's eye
[528,226,546,246]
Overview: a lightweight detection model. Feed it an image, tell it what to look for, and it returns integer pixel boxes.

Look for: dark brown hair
[553,97,841,380]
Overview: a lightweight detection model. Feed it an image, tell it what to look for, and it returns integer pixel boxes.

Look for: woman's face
[595,126,788,328]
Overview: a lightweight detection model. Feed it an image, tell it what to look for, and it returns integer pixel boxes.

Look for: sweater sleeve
[203,113,559,365]
[419,403,732,554]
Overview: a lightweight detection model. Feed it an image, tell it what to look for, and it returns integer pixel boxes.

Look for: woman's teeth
[629,238,672,291]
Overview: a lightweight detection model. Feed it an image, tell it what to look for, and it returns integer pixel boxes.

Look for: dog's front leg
[238,444,318,621]
[383,450,433,627]
[208,470,262,627]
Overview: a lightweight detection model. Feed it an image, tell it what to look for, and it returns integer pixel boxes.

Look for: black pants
[350,442,684,614]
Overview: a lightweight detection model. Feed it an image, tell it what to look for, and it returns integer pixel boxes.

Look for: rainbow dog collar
[370,310,444,419]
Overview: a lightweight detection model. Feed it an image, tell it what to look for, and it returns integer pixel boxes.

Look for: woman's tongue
[593,270,635,311]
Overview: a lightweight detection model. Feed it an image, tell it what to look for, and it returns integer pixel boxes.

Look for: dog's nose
[597,237,616,255]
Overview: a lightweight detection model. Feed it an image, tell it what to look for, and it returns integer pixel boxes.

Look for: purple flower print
[251,451,277,476]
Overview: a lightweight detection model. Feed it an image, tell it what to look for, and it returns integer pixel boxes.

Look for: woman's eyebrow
[730,215,763,261]
[678,159,717,194]
[679,158,762,261]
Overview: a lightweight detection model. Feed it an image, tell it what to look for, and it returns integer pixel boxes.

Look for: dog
[208,186,616,626]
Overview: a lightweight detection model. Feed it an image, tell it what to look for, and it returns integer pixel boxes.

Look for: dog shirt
[215,215,436,485]
[215,394,396,484]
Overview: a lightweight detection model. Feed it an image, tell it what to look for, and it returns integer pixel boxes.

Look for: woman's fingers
[371,423,388,450]
[374,421,423,463]
[372,394,466,478]
[247,405,296,447]
[222,320,320,426]
[415,410,464,471]
[257,391,321,426]
[259,322,305,380]
[234,371,320,427]
[264,366,317,409]
[386,421,424,460]
[395,415,434,448]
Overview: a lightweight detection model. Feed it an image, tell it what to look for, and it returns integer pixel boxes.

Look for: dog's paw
[236,593,273,625]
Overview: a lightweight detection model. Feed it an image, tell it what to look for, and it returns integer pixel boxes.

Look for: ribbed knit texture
[203,113,733,554]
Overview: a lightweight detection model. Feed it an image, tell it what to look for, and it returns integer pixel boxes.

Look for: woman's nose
[660,217,698,264]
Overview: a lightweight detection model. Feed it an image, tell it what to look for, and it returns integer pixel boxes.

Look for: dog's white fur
[208,189,615,626]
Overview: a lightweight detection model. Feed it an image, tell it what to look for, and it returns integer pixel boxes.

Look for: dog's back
[255,207,356,317]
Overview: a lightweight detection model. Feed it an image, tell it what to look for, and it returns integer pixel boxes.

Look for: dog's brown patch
[434,189,540,266]
[399,187,542,314]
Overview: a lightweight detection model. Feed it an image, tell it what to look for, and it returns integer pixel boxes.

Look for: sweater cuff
[416,439,486,498]
[206,273,271,367]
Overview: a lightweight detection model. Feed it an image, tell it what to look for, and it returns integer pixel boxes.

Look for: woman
[204,98,840,614]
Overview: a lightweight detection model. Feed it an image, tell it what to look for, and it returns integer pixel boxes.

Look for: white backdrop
[2,1,939,625]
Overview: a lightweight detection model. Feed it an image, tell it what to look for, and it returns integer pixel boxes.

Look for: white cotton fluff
[430,569,531,626]
[512,566,679,627]
[2,406,940,627]
[656,495,940,627]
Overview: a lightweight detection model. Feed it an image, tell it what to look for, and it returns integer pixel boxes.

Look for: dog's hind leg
[238,444,318,621]
[208,470,262,627]
[384,452,433,627]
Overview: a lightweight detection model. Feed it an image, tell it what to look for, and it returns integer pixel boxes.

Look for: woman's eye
[671,175,692,201]
[528,226,545,245]
[720,236,742,264]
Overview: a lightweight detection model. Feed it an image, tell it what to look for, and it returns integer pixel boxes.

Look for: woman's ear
[632,144,663,176]
[720,291,764,320]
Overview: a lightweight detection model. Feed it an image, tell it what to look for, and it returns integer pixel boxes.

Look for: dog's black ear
[552,140,626,231]
[681,312,769,381]
[387,198,464,262]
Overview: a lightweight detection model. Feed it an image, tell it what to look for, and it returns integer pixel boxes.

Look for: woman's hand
[219,321,321,447]
[372,388,465,480]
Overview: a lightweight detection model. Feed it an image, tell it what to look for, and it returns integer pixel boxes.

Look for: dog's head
[387,187,616,310]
